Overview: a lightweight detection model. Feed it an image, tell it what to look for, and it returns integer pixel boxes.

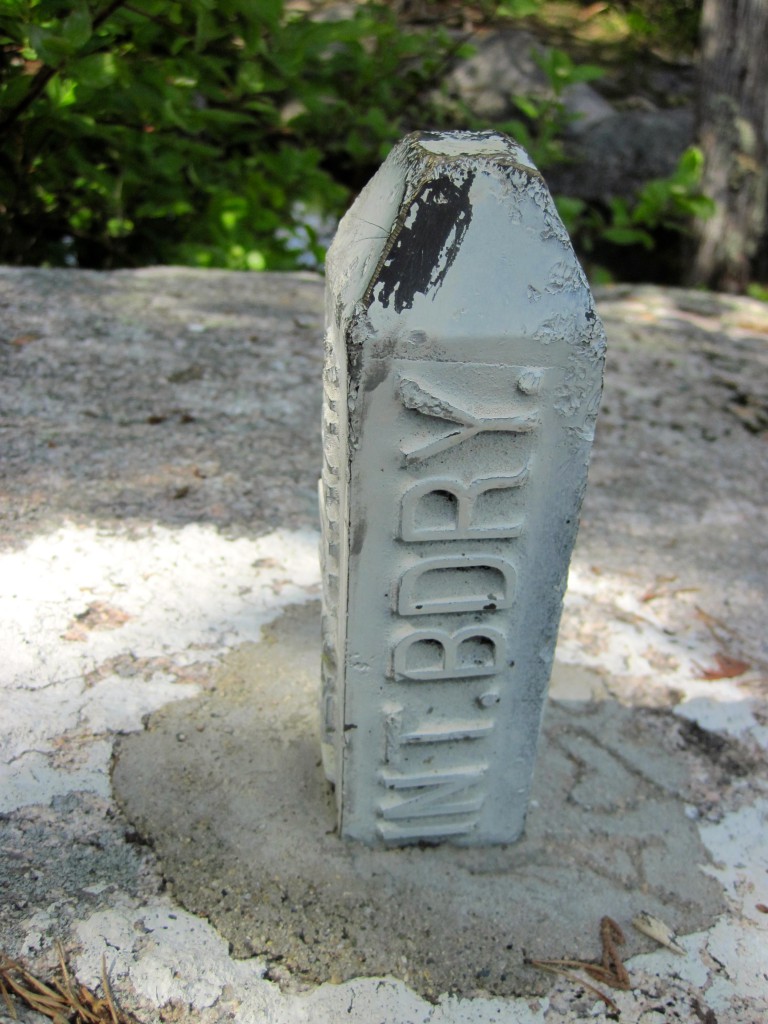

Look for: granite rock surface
[1,268,767,1024]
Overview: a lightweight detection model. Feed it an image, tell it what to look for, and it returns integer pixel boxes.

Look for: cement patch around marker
[113,601,726,1002]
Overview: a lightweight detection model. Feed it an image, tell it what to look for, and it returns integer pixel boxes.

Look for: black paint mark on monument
[373,172,475,314]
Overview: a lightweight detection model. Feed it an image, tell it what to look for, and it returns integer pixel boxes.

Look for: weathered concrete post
[320,130,605,845]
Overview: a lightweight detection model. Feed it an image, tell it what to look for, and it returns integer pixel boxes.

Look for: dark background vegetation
[1,0,765,293]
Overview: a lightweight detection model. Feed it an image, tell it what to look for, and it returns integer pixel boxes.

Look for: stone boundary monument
[320,130,606,845]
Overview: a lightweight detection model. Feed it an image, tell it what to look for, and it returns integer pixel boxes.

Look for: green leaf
[608,197,631,227]
[0,0,27,19]
[254,0,284,32]
[29,25,75,62]
[237,63,266,93]
[602,226,654,249]
[512,95,541,120]
[589,264,615,286]
[245,249,266,270]
[495,0,540,17]
[567,64,605,84]
[194,9,218,50]
[62,3,92,49]
[46,75,78,107]
[533,47,604,94]
[676,145,704,180]
[106,217,134,237]
[73,52,117,89]
[199,107,253,127]
[0,74,32,109]
[554,196,586,232]
[683,196,716,219]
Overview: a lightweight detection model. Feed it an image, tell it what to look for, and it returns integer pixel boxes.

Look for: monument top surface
[414,129,535,166]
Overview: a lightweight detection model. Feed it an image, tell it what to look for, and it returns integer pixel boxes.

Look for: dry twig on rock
[0,946,138,1024]
[528,914,632,1012]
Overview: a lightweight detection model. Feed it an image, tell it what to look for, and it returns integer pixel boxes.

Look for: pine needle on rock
[0,946,139,1024]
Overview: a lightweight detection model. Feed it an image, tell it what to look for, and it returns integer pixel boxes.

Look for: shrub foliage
[1,0,711,280]
[0,0,456,269]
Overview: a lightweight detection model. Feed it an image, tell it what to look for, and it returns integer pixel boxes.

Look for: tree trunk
[690,0,768,292]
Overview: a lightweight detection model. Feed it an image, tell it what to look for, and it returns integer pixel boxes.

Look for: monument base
[113,601,724,1000]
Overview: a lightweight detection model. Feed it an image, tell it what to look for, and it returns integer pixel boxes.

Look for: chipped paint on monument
[370,172,475,313]
[321,131,605,844]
